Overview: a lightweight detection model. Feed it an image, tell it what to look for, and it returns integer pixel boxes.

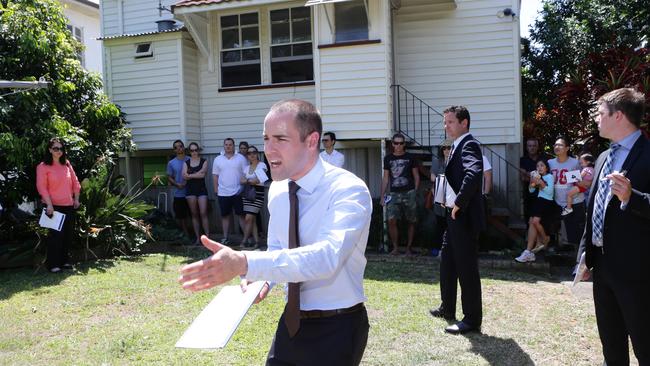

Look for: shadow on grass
[0,256,139,301]
[467,333,534,365]
[364,258,564,285]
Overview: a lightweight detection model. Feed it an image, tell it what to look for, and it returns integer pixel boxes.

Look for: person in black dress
[182,142,210,244]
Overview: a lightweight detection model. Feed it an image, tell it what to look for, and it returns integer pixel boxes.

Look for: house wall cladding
[105,34,185,150]
[314,0,392,140]
[101,0,178,37]
[182,35,202,144]
[394,0,521,145]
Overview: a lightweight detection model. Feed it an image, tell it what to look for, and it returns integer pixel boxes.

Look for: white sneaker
[561,207,573,216]
[515,250,536,263]
[49,267,61,273]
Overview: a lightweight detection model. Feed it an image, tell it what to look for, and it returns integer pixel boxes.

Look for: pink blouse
[36,162,81,206]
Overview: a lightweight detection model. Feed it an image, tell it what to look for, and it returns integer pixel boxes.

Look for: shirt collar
[292,157,325,195]
[452,132,471,149]
[614,130,641,151]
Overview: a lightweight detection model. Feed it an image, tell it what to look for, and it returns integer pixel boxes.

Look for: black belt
[300,303,365,319]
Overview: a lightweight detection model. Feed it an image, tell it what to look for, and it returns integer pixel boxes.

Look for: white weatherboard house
[99,0,522,211]
[61,0,103,75]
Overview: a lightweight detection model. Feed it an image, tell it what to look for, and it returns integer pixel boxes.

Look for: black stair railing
[392,85,445,146]
[480,144,525,221]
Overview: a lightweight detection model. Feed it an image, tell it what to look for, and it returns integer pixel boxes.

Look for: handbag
[243,184,257,201]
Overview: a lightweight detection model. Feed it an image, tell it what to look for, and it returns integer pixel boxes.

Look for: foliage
[522,0,650,152]
[76,165,155,258]
[0,0,134,214]
[524,46,650,154]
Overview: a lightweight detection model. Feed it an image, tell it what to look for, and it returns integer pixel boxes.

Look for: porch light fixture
[496,8,515,18]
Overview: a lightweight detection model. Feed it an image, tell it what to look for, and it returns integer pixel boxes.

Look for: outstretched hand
[178,235,248,292]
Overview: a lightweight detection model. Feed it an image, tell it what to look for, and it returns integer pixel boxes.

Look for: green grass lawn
[0,249,609,365]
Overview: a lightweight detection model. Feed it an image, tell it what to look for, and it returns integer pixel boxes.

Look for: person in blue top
[516,159,555,263]
[167,139,191,238]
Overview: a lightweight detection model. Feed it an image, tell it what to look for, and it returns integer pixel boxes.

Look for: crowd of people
[35,88,648,365]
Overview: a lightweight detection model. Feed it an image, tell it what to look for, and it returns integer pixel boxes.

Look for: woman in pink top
[36,138,81,273]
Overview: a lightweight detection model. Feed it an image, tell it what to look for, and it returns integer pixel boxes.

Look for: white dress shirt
[319,149,345,168]
[244,158,371,310]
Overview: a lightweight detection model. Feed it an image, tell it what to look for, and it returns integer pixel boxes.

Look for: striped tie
[592,143,620,246]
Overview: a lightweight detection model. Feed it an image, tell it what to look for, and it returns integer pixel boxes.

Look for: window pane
[222,64,261,87]
[240,13,258,26]
[221,15,238,28]
[292,18,311,42]
[270,9,289,23]
[242,48,260,61]
[271,45,291,59]
[222,28,239,49]
[335,0,368,42]
[292,43,312,56]
[271,59,313,83]
[271,22,290,44]
[241,27,259,47]
[291,7,310,20]
[221,50,241,63]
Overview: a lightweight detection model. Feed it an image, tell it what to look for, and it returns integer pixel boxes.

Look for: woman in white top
[239,145,268,249]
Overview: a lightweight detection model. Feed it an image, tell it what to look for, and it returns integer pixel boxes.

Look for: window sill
[218,81,315,93]
[318,39,381,49]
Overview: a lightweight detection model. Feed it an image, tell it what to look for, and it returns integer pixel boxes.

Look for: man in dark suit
[430,105,486,334]
[578,88,650,365]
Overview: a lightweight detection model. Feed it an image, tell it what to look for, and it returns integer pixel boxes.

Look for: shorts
[577,185,587,193]
[386,189,417,223]
[218,194,243,216]
[173,197,190,219]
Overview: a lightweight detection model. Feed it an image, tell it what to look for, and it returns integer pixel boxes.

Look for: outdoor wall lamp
[497,8,516,18]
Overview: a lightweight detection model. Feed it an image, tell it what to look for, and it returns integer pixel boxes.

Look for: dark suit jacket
[445,134,486,233]
[581,134,650,281]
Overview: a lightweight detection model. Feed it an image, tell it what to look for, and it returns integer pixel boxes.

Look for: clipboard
[176,281,265,349]
[39,209,66,231]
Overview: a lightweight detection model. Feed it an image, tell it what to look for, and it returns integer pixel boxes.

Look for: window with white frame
[66,24,85,67]
[220,13,261,88]
[334,0,368,42]
[269,7,313,84]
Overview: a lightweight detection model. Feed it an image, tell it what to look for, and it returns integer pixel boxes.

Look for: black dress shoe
[429,308,455,321]
[445,321,480,334]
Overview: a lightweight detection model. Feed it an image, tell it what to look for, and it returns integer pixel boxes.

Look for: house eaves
[97,27,186,41]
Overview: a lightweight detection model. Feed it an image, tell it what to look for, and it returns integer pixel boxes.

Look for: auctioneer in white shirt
[243,158,371,311]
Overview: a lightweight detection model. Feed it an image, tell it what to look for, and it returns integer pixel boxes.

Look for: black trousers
[46,205,75,270]
[561,202,585,245]
[593,252,650,365]
[266,306,369,366]
[439,214,482,327]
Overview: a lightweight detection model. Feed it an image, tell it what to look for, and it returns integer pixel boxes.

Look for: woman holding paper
[36,138,81,273]
[239,145,268,249]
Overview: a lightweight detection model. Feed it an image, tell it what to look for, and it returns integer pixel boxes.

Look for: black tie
[285,181,301,337]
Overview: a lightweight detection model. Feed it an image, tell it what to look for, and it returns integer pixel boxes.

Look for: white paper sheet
[176,281,266,349]
[38,210,66,231]
[565,170,582,184]
[572,252,587,287]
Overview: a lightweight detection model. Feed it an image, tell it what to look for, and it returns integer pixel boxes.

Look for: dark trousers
[46,205,75,270]
[593,253,650,365]
[440,214,482,327]
[266,307,369,366]
[561,202,585,246]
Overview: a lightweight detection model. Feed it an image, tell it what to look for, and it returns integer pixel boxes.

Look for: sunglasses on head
[51,146,63,152]
[392,141,405,145]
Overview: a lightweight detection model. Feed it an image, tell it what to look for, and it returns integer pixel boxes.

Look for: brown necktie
[285,181,301,337]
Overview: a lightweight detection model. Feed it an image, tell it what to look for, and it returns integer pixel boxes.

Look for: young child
[516,159,555,263]
[561,153,595,216]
